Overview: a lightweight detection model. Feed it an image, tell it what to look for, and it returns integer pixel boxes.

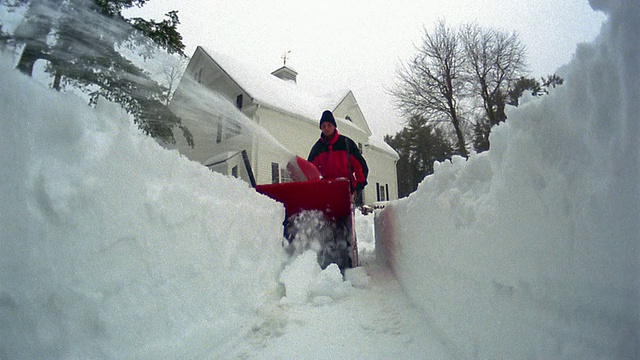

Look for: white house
[167,46,399,205]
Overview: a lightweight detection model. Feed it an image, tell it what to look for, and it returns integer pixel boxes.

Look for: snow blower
[252,154,358,269]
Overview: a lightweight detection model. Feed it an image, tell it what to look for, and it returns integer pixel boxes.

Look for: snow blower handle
[345,137,355,193]
[242,150,257,188]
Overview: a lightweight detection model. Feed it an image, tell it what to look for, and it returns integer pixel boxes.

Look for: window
[271,163,280,183]
[377,183,387,202]
[236,94,243,109]
[345,116,352,122]
[280,168,292,183]
[195,68,203,83]
[231,165,238,178]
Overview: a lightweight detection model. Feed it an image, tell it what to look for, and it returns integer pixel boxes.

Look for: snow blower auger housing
[253,155,358,270]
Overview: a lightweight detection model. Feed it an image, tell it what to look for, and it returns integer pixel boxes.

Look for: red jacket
[307,130,368,190]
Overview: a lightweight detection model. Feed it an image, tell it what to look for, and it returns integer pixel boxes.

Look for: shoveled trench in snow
[1,0,638,358]
[0,51,450,359]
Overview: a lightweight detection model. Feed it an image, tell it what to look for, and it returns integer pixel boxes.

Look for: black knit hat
[319,110,337,129]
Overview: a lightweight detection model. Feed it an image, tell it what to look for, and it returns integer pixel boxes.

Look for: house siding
[362,145,398,204]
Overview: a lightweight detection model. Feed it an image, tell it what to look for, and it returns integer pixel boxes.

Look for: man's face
[321,122,336,138]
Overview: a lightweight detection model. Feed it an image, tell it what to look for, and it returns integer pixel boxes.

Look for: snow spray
[5,0,302,176]
[168,75,299,169]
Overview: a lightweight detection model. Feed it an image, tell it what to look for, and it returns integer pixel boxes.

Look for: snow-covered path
[204,211,453,359]
[227,261,450,359]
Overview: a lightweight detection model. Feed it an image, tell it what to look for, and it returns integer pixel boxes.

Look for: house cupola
[271,66,298,83]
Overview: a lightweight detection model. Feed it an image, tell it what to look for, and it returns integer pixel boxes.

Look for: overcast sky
[128,0,606,138]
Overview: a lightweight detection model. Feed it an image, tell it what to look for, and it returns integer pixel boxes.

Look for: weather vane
[281,50,291,66]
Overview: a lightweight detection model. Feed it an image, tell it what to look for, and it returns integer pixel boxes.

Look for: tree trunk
[52,68,62,90]
[451,113,468,158]
[446,92,468,158]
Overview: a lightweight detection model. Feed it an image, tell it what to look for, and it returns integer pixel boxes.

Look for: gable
[187,47,376,135]
[173,47,252,108]
[332,91,372,136]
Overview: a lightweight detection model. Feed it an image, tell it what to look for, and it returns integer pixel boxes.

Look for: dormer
[271,66,298,83]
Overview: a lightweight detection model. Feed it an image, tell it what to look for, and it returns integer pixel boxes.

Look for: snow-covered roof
[368,135,399,159]
[204,150,242,167]
[195,47,399,158]
[199,46,353,128]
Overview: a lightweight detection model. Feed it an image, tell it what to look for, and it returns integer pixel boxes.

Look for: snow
[0,46,447,357]
[199,46,352,126]
[0,53,288,358]
[367,135,400,159]
[376,1,639,358]
[0,1,637,359]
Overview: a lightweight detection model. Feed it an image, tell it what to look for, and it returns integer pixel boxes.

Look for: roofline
[196,46,256,103]
[205,151,243,167]
[271,65,298,75]
[366,142,400,159]
[257,102,317,126]
[256,102,368,135]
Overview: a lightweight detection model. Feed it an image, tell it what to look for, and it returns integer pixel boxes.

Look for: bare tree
[460,24,527,152]
[388,21,564,195]
[158,55,188,105]
[392,21,469,158]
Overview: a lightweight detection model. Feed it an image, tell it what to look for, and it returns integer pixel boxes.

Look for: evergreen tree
[2,0,191,145]
[385,115,455,198]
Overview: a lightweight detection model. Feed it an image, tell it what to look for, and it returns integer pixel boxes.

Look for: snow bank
[0,54,287,359]
[376,3,638,359]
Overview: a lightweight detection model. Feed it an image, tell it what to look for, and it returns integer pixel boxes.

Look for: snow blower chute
[252,154,358,269]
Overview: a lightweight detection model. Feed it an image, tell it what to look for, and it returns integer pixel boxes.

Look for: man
[307,110,368,205]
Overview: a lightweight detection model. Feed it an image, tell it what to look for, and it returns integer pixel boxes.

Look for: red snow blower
[250,154,358,269]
